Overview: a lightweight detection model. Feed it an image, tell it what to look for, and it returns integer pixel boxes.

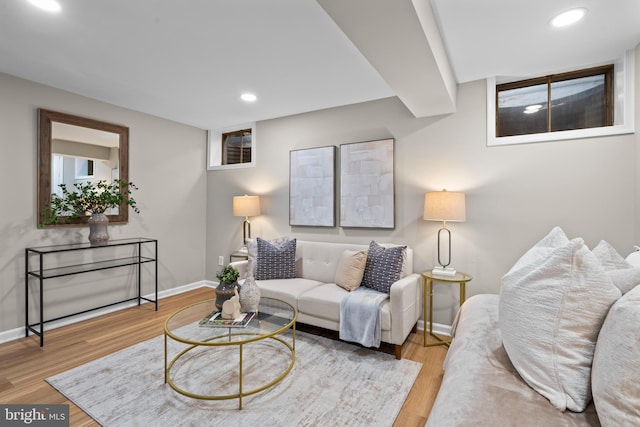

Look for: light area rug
[46,330,422,426]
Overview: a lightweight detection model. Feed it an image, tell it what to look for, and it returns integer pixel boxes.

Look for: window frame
[487,50,635,146]
[496,65,614,137]
[207,122,256,171]
[221,128,252,165]
[75,158,95,179]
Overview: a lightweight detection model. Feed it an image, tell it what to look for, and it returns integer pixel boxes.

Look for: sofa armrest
[388,273,422,345]
[229,259,249,281]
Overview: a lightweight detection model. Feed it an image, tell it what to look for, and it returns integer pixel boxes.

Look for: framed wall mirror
[37,109,130,227]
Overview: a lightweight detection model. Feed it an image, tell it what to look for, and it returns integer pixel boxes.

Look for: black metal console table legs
[25,238,158,346]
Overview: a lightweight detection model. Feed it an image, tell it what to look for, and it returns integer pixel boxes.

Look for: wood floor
[0,287,447,426]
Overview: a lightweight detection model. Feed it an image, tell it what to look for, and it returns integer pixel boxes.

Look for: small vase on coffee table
[239,275,260,313]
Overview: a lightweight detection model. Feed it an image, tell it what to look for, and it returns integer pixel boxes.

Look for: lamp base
[431,266,457,277]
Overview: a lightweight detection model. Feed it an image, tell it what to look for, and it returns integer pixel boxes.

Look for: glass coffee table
[164,297,297,409]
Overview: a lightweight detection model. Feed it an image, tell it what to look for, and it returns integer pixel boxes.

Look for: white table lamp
[233,195,260,251]
[424,189,466,277]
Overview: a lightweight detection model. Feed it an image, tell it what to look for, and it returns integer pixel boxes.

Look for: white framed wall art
[289,145,336,227]
[340,138,395,229]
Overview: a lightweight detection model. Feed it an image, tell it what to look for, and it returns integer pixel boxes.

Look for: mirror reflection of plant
[216,265,239,284]
[40,179,139,225]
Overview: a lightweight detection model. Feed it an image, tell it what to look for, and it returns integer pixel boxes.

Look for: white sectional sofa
[231,240,422,359]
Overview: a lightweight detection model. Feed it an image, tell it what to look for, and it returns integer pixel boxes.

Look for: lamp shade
[423,190,466,222]
[233,195,260,217]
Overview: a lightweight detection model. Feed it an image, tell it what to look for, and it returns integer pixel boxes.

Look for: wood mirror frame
[37,109,130,227]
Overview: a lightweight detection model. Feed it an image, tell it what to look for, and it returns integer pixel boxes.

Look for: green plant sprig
[40,179,139,225]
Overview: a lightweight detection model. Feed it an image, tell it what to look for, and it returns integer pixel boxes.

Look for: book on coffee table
[198,310,255,328]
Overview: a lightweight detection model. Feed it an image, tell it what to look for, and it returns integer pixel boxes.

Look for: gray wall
[2,43,638,336]
[207,45,640,324]
[0,73,207,336]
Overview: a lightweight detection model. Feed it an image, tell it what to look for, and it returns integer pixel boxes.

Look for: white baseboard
[0,280,215,345]
[417,320,452,337]
[2,280,452,345]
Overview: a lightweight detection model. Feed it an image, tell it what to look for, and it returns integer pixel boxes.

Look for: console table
[25,237,158,346]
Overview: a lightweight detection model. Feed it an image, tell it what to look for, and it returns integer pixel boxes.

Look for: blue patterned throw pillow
[256,237,297,280]
[361,241,406,294]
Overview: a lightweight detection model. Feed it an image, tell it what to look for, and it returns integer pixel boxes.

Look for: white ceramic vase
[239,275,261,313]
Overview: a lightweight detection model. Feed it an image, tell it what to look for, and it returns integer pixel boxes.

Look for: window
[75,158,94,178]
[208,122,256,170]
[222,129,252,165]
[487,50,634,146]
[496,65,613,137]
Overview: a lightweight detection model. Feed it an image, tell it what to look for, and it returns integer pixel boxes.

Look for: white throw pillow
[592,284,640,426]
[592,240,640,294]
[334,250,367,291]
[626,249,640,268]
[499,227,621,412]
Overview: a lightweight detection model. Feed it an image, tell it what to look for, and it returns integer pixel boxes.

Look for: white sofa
[231,240,422,359]
[427,229,640,426]
[427,294,602,426]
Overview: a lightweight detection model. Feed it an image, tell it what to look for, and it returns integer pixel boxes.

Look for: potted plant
[40,179,139,244]
[215,265,240,309]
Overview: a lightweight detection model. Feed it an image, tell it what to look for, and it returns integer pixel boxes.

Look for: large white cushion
[256,278,323,309]
[592,284,640,426]
[298,283,349,322]
[499,227,621,412]
[592,240,640,294]
[296,283,392,331]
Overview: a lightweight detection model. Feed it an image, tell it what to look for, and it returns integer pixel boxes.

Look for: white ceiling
[53,122,120,148]
[1,0,639,131]
[431,0,640,83]
[0,0,394,130]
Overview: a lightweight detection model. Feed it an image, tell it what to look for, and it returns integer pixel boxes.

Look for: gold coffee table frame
[164,297,297,409]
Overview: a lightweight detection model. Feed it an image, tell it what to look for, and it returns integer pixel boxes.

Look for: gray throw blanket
[339,287,388,348]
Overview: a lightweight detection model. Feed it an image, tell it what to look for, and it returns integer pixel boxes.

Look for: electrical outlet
[218,255,224,266]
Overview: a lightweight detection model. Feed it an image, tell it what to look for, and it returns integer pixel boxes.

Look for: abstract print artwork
[340,139,394,229]
[289,146,336,227]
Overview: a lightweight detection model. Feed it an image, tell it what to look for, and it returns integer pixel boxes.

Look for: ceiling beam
[317,0,457,117]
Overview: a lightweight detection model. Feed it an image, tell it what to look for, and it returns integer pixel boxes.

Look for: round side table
[421,271,472,347]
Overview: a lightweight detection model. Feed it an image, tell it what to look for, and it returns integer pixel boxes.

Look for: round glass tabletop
[164,297,297,345]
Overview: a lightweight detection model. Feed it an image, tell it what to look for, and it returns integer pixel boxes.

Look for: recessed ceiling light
[551,8,587,28]
[240,93,257,102]
[27,0,62,13]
